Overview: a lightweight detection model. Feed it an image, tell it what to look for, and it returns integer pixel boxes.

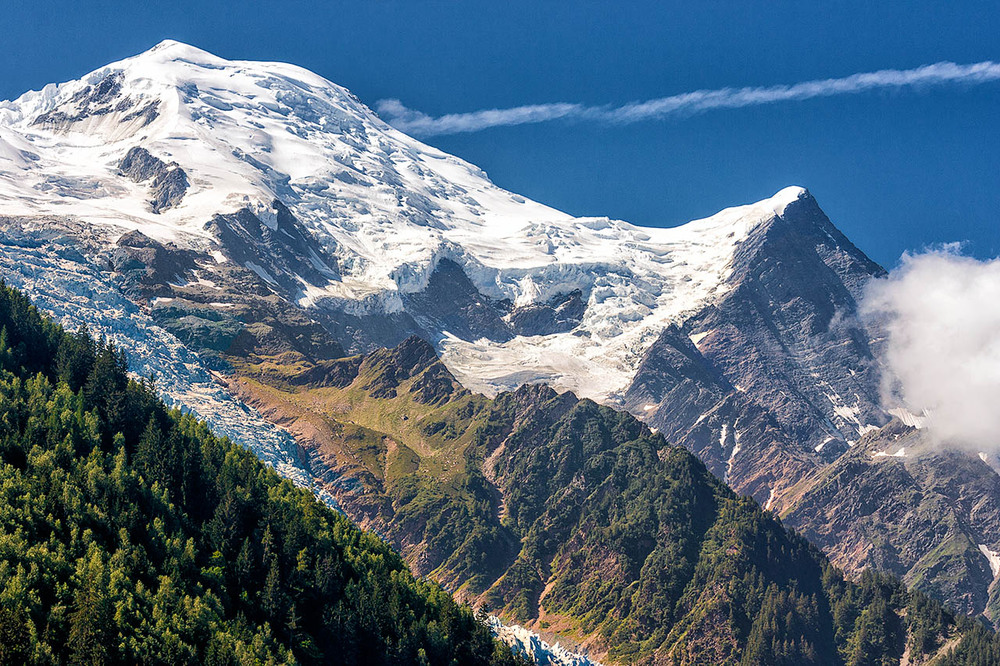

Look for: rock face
[782,421,1000,618]
[403,258,515,343]
[118,146,188,212]
[208,199,340,296]
[625,192,886,501]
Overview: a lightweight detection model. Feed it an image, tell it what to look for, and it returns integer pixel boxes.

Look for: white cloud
[862,248,1000,449]
[377,60,1000,136]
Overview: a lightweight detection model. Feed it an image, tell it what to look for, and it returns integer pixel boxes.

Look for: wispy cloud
[377,61,1000,136]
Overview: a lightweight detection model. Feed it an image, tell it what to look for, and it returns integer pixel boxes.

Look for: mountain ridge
[218,332,1000,664]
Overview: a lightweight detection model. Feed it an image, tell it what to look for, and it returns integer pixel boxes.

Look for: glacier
[0,224,347,509]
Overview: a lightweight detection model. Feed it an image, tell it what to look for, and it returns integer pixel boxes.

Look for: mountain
[215,332,1000,665]
[3,39,1000,655]
[0,39,817,401]
[0,281,526,665]
[781,422,1000,619]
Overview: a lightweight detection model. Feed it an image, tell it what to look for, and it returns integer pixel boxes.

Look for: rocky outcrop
[403,258,514,342]
[106,229,199,296]
[208,199,340,297]
[782,421,1000,619]
[507,289,585,337]
[31,72,161,131]
[118,146,188,212]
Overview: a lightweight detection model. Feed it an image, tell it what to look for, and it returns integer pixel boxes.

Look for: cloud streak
[377,60,1000,136]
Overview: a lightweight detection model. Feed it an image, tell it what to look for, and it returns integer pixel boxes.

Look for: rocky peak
[358,335,465,402]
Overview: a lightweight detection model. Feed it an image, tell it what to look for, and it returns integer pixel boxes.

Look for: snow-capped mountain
[4,40,1000,627]
[0,39,808,402]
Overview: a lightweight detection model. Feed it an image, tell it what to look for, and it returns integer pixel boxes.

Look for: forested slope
[228,336,1000,665]
[0,282,523,665]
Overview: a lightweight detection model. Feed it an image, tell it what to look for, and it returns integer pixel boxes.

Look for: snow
[689,331,709,346]
[980,452,990,463]
[872,447,906,458]
[764,487,777,511]
[979,544,1000,579]
[889,407,926,429]
[724,422,741,484]
[488,616,601,666]
[245,260,278,285]
[0,40,810,402]
[815,436,836,453]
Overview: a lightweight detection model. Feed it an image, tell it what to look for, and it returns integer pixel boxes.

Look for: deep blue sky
[2,1,998,267]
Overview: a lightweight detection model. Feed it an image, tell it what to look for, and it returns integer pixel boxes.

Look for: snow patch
[979,544,1000,579]
[764,487,777,511]
[245,260,278,285]
[889,407,926,429]
[724,422,741,485]
[815,436,837,453]
[689,331,709,346]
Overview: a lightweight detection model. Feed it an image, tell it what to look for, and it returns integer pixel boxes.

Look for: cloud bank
[377,60,1000,136]
[863,248,1000,449]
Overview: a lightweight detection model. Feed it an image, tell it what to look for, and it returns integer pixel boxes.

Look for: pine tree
[67,551,115,665]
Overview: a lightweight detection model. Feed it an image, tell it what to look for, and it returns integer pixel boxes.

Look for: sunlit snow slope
[0,40,806,402]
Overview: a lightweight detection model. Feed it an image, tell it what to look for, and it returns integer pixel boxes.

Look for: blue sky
[2,1,998,267]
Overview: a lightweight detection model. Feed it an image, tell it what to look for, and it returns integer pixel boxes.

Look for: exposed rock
[782,421,1000,618]
[402,258,513,343]
[118,146,188,212]
[106,229,199,295]
[688,190,886,453]
[507,289,586,336]
[628,191,886,505]
[208,199,339,296]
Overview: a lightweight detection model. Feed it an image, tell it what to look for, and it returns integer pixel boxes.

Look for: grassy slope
[224,337,1000,665]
